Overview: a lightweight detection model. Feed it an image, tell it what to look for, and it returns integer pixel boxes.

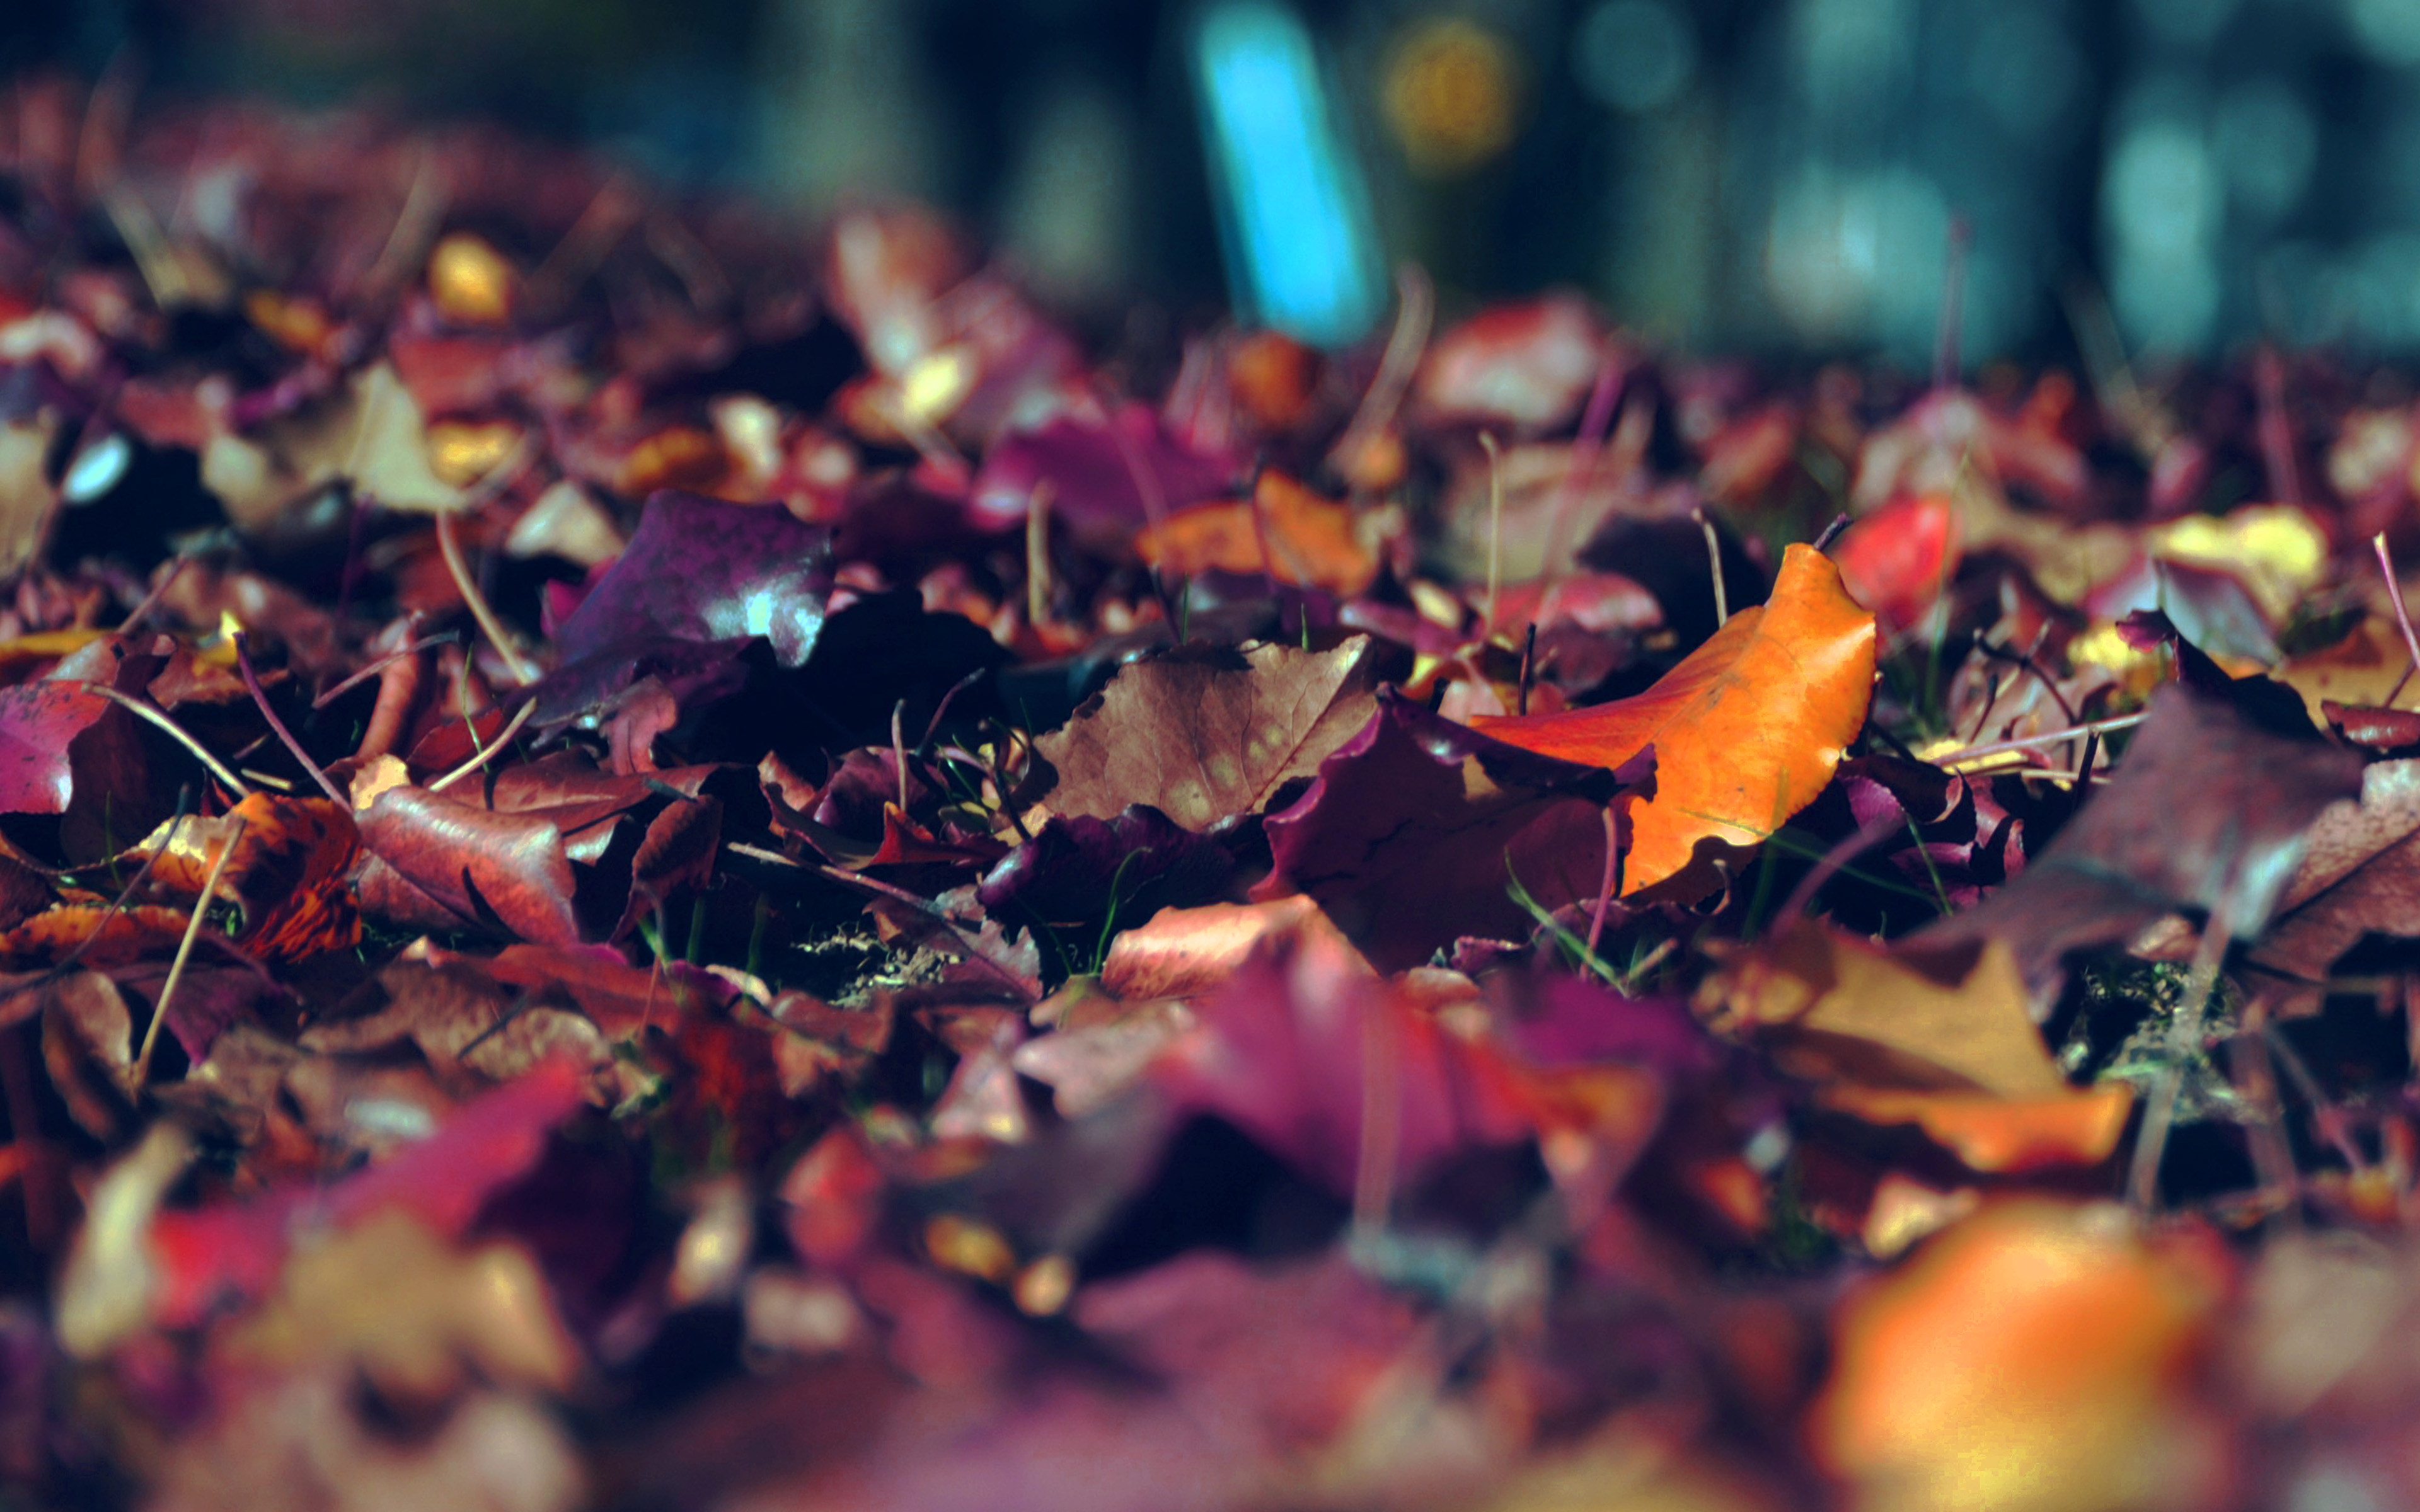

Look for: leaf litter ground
[7,85,2420,1512]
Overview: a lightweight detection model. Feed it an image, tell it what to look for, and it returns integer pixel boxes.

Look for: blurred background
[4,0,2417,367]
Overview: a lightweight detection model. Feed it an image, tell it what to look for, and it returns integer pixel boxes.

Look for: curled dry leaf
[127,793,362,960]
[1475,543,1877,902]
[356,784,582,945]
[2252,758,2420,1008]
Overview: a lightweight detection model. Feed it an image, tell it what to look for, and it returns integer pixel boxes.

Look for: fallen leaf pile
[13,81,2420,1512]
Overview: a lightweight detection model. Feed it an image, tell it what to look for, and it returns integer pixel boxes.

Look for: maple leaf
[1475,542,1877,902]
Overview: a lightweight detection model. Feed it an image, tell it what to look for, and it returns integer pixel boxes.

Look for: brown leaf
[0,905,193,968]
[228,1210,579,1402]
[2254,759,2420,1009]
[1036,636,1384,830]
[0,416,59,582]
[357,785,582,944]
[1922,683,2365,999]
[1816,1086,2135,1174]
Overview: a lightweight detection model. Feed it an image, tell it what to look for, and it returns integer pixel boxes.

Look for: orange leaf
[1819,1085,2134,1174]
[0,905,191,966]
[1473,544,1876,900]
[1813,1200,2228,1512]
[130,794,362,961]
[1134,471,1378,596]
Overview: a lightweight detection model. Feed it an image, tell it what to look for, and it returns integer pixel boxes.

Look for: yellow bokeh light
[1381,18,1522,176]
[427,232,517,327]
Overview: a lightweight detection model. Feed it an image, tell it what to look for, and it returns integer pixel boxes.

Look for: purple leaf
[1254,691,1642,971]
[976,806,1235,939]
[971,403,1237,540]
[532,491,834,723]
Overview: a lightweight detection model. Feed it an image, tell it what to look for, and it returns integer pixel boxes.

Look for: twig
[1933,215,1970,391]
[2372,534,2420,707]
[1352,990,1403,1241]
[1693,508,1728,626]
[810,863,1035,1000]
[87,685,248,798]
[1479,430,1506,638]
[1586,805,1621,956]
[313,631,458,709]
[1533,362,1625,624]
[426,700,534,793]
[1930,711,2145,769]
[130,816,245,1090]
[1516,624,1537,716]
[725,842,799,868]
[2128,891,2238,1211]
[1971,626,2082,728]
[232,634,345,805]
[117,554,189,634]
[435,508,537,685]
[1096,382,1184,633]
[2262,1022,2369,1174]
[1025,482,1054,629]
[1771,809,1905,936]
[1327,265,1432,488]
[2256,346,2305,507]
[1811,512,1851,553]
[1964,672,2004,742]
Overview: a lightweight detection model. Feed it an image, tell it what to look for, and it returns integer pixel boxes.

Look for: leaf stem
[2371,532,2420,707]
[130,815,246,1090]
[1930,711,2145,769]
[427,700,534,793]
[435,507,536,685]
[232,634,345,805]
[87,685,248,799]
